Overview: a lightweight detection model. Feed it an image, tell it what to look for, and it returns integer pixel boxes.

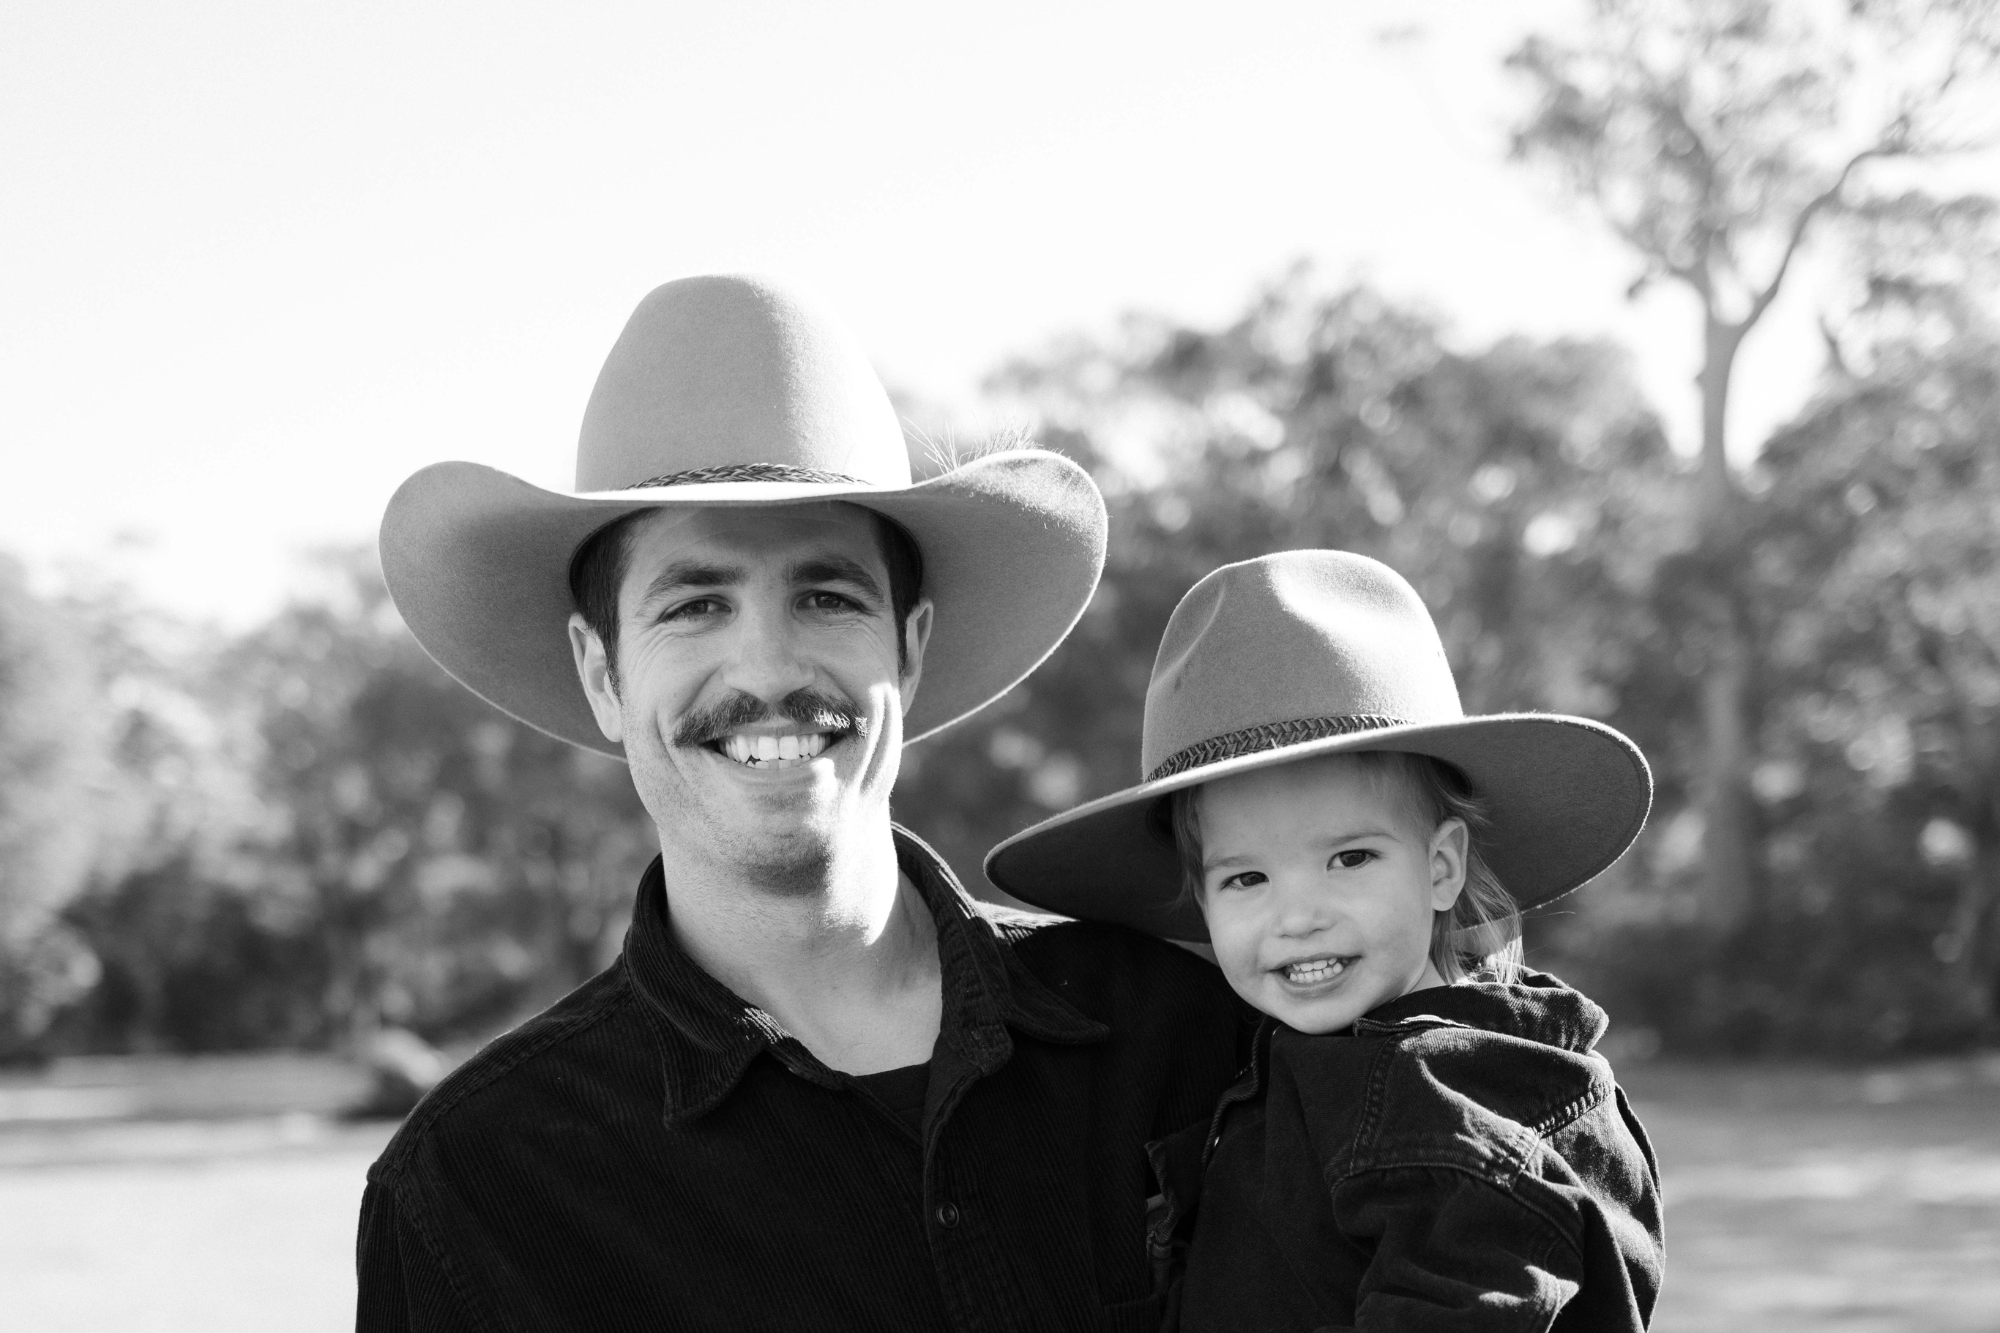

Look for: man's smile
[712,729,838,770]
[670,686,866,774]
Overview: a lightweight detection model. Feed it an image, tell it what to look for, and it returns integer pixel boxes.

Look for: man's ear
[1429,817,1469,913]
[569,613,624,744]
[897,599,936,714]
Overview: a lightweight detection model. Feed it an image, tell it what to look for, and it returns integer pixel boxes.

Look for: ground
[2,1053,1998,1331]
[1625,1058,2000,1332]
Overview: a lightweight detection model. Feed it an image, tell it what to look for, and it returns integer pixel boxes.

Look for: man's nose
[720,597,817,701]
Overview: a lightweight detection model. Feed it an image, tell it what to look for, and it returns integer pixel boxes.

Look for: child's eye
[1329,849,1376,871]
[1215,870,1268,892]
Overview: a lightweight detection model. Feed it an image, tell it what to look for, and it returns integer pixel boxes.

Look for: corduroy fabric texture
[356,827,1247,1332]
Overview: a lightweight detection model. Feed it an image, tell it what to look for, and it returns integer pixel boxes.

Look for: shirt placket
[921,1023,1040,1333]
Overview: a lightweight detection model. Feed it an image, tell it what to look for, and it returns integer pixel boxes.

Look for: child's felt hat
[984,549,1652,941]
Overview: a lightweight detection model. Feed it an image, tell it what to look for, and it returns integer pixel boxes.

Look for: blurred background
[4,1,2000,1329]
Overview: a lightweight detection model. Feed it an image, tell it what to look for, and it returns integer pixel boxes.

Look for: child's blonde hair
[1164,751,1523,984]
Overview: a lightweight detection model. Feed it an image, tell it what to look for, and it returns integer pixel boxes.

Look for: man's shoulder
[972,899,1237,1015]
[369,963,641,1184]
[975,897,1210,967]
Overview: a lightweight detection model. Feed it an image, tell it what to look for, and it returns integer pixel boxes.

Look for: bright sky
[0,0,1911,625]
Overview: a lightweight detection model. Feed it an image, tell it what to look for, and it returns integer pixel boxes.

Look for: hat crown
[1141,551,1462,778]
[575,274,910,493]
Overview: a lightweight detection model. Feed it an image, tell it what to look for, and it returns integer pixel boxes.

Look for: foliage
[232,557,653,1044]
[1509,0,1998,326]
[894,272,1688,908]
[7,285,1999,1061]
[1505,0,2000,932]
[48,553,655,1055]
[894,268,2000,1058]
[0,557,107,1054]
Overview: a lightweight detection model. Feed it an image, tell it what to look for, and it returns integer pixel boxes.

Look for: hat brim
[984,714,1651,941]
[378,450,1106,755]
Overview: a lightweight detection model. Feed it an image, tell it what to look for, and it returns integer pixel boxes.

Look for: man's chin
[627,734,891,888]
[718,824,844,895]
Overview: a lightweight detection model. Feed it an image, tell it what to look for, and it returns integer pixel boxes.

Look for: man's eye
[663,597,725,622]
[803,591,862,613]
[1330,850,1375,871]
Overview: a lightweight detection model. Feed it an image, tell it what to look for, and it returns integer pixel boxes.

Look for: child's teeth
[1287,958,1346,982]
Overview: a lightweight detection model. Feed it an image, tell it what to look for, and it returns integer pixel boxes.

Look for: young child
[986,549,1664,1332]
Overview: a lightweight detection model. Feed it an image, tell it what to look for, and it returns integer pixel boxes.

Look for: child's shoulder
[1274,972,1619,1154]
[1358,969,1609,1054]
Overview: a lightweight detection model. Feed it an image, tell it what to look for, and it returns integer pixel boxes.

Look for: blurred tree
[1754,321,2000,1046]
[896,271,1684,920]
[0,558,106,1056]
[1507,0,2000,927]
[229,551,654,1047]
[45,564,270,1052]
[51,551,657,1054]
[1559,313,2000,1055]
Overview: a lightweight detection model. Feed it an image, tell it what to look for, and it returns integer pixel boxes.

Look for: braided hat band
[1146,714,1410,783]
[631,462,866,489]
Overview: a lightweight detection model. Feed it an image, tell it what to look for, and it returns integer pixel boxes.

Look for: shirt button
[935,1202,961,1229]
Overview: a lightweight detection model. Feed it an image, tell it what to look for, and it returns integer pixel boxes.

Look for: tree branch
[1744,145,1894,328]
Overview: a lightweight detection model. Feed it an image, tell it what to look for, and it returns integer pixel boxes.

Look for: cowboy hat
[379,274,1106,756]
[984,550,1651,940]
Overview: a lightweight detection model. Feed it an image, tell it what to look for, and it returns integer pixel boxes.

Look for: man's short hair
[567,506,925,692]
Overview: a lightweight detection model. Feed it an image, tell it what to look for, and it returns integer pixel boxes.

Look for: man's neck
[656,820,944,1075]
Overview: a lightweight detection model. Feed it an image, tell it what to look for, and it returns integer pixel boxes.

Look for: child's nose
[1272,881,1337,937]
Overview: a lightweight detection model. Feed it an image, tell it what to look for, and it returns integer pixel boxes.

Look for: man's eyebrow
[634,560,745,611]
[790,555,885,603]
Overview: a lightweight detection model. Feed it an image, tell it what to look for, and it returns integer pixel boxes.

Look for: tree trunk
[1696,316,1758,929]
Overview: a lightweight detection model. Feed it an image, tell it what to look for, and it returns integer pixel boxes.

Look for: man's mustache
[670,689,865,750]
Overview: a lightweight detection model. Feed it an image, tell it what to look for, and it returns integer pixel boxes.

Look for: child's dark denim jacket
[1146,971,1663,1332]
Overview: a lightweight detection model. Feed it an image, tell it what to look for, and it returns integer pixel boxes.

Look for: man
[358,275,1244,1331]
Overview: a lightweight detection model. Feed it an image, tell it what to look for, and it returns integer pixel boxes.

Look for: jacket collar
[1354,969,1608,1054]
[1184,970,1603,1169]
[623,823,1106,1126]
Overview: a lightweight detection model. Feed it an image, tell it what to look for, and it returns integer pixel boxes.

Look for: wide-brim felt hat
[984,550,1651,941]
[380,274,1107,756]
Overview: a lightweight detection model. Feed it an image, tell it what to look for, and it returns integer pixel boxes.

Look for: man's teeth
[1284,957,1349,984]
[718,733,831,768]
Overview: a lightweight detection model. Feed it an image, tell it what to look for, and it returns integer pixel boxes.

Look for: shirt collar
[623,823,1107,1126]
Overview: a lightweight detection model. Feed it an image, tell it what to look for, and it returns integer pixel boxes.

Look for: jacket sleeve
[1331,1165,1588,1333]
[356,1177,485,1333]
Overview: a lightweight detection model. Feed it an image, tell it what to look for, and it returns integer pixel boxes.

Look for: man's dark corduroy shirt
[356,827,1245,1332]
